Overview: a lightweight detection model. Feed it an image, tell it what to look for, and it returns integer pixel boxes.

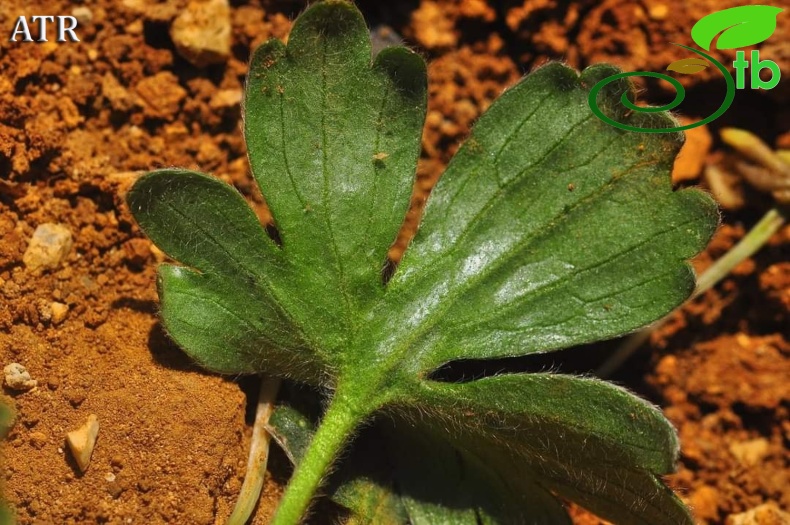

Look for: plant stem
[596,207,786,378]
[227,376,282,525]
[721,128,788,176]
[693,208,785,295]
[270,389,364,525]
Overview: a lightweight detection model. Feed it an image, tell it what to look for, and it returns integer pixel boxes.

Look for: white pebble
[170,0,231,67]
[23,223,73,273]
[71,6,93,24]
[4,363,37,391]
[67,414,100,473]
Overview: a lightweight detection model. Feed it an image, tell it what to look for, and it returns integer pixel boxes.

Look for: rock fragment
[4,363,37,392]
[135,72,187,120]
[171,0,232,67]
[729,438,770,466]
[648,4,669,20]
[66,414,100,473]
[689,485,720,522]
[71,6,93,25]
[102,73,136,112]
[23,223,73,273]
[50,302,69,325]
[208,88,242,110]
[29,431,48,449]
[726,502,790,525]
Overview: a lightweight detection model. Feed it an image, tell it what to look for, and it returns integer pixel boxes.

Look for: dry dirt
[1,1,788,524]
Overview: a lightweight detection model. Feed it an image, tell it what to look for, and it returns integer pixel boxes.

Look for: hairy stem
[597,207,786,378]
[270,389,366,525]
[227,376,282,525]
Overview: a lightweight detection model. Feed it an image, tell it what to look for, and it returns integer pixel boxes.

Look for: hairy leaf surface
[127,1,717,523]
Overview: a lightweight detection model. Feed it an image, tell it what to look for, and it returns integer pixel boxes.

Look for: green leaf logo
[667,57,709,74]
[691,5,783,51]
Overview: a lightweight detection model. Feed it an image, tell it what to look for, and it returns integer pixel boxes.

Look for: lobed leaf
[128,0,427,380]
[356,62,717,377]
[127,2,719,523]
[244,0,426,354]
[394,374,692,524]
[127,170,321,380]
[271,403,572,524]
[271,373,694,524]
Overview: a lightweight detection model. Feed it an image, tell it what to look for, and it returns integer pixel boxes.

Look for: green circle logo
[588,45,736,133]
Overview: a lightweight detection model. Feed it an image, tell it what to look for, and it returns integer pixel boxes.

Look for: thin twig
[227,376,282,525]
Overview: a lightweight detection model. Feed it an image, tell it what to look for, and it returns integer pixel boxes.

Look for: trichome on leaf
[126,1,718,523]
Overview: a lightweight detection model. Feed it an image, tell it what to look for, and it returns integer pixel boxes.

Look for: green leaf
[363,62,717,376]
[398,374,692,525]
[129,0,426,378]
[0,401,12,439]
[243,1,426,351]
[691,5,783,51]
[271,374,693,524]
[0,399,15,525]
[127,169,322,381]
[271,402,571,525]
[127,1,717,523]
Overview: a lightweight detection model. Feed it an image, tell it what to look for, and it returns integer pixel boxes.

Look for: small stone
[123,239,151,267]
[170,0,232,67]
[102,73,136,112]
[67,390,87,408]
[125,19,143,36]
[37,300,52,323]
[29,431,48,449]
[729,438,770,466]
[163,122,189,139]
[23,223,74,273]
[66,414,99,473]
[27,498,42,516]
[71,6,93,25]
[110,455,124,469]
[107,480,124,499]
[135,72,187,120]
[50,302,69,325]
[1,280,20,300]
[649,4,669,20]
[690,485,720,521]
[726,502,790,524]
[208,88,242,110]
[4,363,37,391]
[104,472,116,482]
